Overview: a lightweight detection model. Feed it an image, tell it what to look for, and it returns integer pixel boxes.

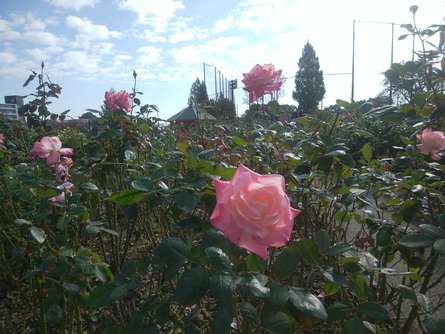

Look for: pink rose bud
[49,193,65,203]
[210,164,301,259]
[104,89,131,113]
[417,128,445,161]
[30,136,73,166]
[0,133,5,145]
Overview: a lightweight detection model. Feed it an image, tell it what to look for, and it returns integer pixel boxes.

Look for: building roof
[167,103,216,122]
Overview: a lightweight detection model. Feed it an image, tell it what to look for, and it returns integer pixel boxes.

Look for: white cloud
[0,30,21,41]
[169,27,208,43]
[57,50,100,75]
[0,51,16,64]
[213,14,235,34]
[22,30,60,46]
[141,30,167,43]
[11,12,48,31]
[114,54,132,62]
[169,37,242,66]
[25,45,64,62]
[137,46,162,65]
[0,18,12,31]
[0,18,20,40]
[66,16,121,44]
[118,0,184,32]
[45,0,99,11]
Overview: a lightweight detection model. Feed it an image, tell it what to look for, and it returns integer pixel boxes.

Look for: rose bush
[0,10,444,333]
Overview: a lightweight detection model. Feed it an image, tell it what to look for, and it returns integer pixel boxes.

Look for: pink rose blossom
[50,182,75,203]
[210,164,301,259]
[104,90,131,113]
[50,193,65,203]
[417,128,445,161]
[30,136,73,166]
[242,64,283,103]
[0,133,5,150]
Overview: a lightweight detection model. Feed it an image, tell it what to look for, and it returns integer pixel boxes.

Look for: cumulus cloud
[0,51,17,64]
[45,0,99,11]
[141,30,167,43]
[66,16,121,42]
[137,46,162,65]
[22,30,60,46]
[118,0,184,32]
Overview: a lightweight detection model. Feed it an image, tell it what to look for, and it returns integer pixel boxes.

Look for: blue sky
[0,0,444,119]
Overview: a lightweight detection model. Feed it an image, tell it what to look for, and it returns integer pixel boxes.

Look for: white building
[0,96,24,121]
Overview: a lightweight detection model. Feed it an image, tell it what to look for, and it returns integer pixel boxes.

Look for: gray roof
[168,103,216,122]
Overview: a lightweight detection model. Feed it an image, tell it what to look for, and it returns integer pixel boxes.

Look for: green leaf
[344,317,375,334]
[15,219,32,225]
[314,229,330,253]
[240,302,260,326]
[30,226,46,244]
[358,302,390,321]
[210,297,233,334]
[262,312,294,334]
[398,285,417,301]
[419,225,445,238]
[245,253,266,272]
[209,274,233,298]
[424,316,445,334]
[325,150,346,157]
[295,239,320,265]
[240,274,270,299]
[350,273,369,299]
[205,247,233,271]
[62,282,80,295]
[81,182,99,192]
[108,189,146,205]
[154,237,190,267]
[288,288,327,320]
[433,239,445,255]
[268,282,289,306]
[232,136,248,146]
[361,144,372,163]
[86,283,114,307]
[175,267,208,305]
[272,246,301,279]
[399,234,434,248]
[174,191,199,213]
[95,263,113,283]
[328,302,353,321]
[326,243,353,256]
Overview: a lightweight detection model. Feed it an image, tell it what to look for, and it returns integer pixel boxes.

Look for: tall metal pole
[390,23,394,103]
[219,71,222,99]
[411,34,415,61]
[351,19,356,102]
[203,63,206,86]
[214,67,217,101]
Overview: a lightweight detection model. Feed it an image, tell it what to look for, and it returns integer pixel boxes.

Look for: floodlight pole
[352,19,399,104]
[390,22,395,103]
[351,19,356,102]
[214,67,217,100]
[203,63,206,85]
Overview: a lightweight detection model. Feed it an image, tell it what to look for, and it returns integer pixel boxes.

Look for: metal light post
[351,19,399,103]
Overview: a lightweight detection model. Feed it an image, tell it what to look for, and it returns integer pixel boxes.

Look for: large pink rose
[417,128,445,161]
[104,90,131,113]
[30,136,73,166]
[210,164,301,259]
[242,64,283,103]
